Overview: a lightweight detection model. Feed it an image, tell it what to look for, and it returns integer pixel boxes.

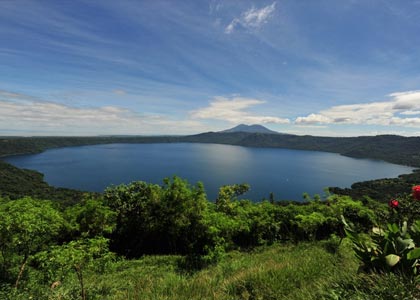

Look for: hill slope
[0,160,89,206]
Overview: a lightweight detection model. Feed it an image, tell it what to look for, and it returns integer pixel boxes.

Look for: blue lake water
[3,143,414,201]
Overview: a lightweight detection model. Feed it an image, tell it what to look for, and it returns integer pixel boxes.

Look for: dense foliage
[344,186,420,276]
[0,198,64,288]
[104,178,210,258]
[1,174,401,299]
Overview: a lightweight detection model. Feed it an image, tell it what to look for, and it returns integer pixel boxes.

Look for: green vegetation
[343,191,420,276]
[0,160,89,206]
[0,172,419,299]
[5,242,361,300]
[0,198,64,289]
[331,169,420,203]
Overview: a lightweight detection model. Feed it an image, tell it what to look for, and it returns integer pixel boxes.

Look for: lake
[3,143,414,201]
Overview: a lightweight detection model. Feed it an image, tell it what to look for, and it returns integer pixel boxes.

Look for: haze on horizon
[1,0,420,137]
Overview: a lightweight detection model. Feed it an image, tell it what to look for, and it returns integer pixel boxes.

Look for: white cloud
[190,96,289,124]
[225,2,276,34]
[243,2,277,28]
[0,93,208,135]
[295,90,420,127]
[225,19,239,34]
[295,113,331,125]
[400,110,420,116]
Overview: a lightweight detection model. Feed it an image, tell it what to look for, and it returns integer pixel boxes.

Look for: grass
[5,239,420,299]
[46,241,359,300]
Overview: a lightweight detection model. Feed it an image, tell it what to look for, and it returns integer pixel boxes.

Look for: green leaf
[401,221,408,236]
[387,223,399,234]
[385,254,400,267]
[372,227,383,236]
[396,237,415,251]
[407,248,420,260]
[341,215,351,230]
[411,220,420,233]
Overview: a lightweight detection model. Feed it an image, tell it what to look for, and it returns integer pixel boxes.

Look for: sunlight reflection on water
[4,143,414,202]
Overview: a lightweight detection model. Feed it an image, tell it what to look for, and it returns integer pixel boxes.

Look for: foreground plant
[35,237,114,300]
[344,185,420,277]
[0,198,64,288]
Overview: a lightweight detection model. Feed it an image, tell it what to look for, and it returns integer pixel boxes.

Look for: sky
[1,0,420,136]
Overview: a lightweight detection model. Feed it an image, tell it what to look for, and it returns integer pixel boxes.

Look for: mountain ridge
[220,124,280,134]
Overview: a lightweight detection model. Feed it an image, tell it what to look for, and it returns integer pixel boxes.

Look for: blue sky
[1,0,420,136]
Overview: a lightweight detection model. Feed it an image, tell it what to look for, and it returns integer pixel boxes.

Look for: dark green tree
[104,177,210,257]
[64,197,116,239]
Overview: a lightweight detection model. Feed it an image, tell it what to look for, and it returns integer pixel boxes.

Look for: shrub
[344,185,420,277]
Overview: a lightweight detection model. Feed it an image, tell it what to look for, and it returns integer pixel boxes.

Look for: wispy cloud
[295,91,420,127]
[0,91,207,136]
[112,89,127,95]
[225,2,276,34]
[190,96,289,124]
[0,89,39,101]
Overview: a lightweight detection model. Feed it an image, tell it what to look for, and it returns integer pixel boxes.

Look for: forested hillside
[331,169,420,202]
[0,161,89,206]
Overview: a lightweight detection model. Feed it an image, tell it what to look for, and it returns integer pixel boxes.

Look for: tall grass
[53,241,358,300]
[4,240,419,299]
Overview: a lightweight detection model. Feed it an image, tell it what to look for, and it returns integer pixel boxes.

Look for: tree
[159,177,208,254]
[0,197,64,288]
[104,180,162,256]
[215,183,250,214]
[104,177,210,257]
[36,237,114,300]
[269,192,275,204]
[64,197,116,239]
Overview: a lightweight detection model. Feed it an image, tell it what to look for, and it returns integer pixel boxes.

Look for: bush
[104,177,214,258]
[344,185,420,277]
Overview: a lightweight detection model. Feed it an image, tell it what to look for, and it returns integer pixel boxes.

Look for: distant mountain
[221,124,279,134]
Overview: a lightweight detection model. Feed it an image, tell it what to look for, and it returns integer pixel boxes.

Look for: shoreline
[1,141,417,203]
[1,137,419,168]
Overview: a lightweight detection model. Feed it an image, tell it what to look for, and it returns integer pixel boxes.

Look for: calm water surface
[4,143,414,201]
